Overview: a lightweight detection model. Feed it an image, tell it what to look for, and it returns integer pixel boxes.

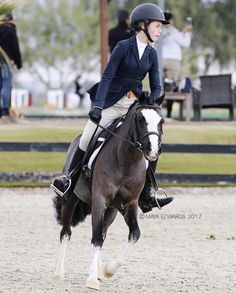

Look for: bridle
[95,104,163,154]
[132,104,162,153]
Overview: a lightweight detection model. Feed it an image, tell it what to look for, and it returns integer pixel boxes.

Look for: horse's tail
[53,195,91,227]
[53,196,63,224]
[71,198,91,227]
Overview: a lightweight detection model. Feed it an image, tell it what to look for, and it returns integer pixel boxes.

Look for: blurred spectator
[108,9,134,53]
[74,76,85,108]
[0,12,22,120]
[162,11,192,118]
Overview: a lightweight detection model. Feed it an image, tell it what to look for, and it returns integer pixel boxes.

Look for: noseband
[132,105,162,152]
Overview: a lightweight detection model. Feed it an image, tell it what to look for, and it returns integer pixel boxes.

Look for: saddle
[82,117,124,177]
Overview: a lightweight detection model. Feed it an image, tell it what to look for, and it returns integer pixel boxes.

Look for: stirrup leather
[50,175,72,197]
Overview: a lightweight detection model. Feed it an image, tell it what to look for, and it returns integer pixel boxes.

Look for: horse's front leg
[103,200,140,278]
[86,195,106,291]
[97,207,118,281]
[54,193,79,282]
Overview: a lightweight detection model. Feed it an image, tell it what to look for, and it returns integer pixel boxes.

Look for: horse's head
[132,92,165,161]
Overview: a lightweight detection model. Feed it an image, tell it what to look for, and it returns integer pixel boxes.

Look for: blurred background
[0,0,235,186]
[1,0,235,116]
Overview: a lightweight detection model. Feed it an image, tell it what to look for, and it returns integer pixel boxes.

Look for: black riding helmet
[130,3,169,42]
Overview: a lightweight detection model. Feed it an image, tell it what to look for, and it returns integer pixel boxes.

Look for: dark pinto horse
[53,94,165,291]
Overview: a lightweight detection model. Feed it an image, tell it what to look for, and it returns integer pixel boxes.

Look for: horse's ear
[156,93,165,106]
[138,91,149,104]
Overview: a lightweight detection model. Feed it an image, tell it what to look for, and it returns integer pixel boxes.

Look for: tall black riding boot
[138,159,174,213]
[51,147,85,204]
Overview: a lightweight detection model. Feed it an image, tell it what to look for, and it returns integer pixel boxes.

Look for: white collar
[136,36,147,59]
[136,35,148,48]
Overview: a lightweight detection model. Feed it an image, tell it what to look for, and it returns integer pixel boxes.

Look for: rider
[51,3,174,212]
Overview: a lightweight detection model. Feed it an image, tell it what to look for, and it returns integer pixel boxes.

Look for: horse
[53,94,165,291]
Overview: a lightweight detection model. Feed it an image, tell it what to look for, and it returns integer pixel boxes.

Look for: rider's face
[148,21,162,42]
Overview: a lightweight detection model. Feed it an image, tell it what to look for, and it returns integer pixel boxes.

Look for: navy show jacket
[88,35,161,109]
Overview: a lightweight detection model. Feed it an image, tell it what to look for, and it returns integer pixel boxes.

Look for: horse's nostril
[147,151,158,161]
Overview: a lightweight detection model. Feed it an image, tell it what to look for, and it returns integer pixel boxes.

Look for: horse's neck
[119,109,134,138]
[115,107,143,164]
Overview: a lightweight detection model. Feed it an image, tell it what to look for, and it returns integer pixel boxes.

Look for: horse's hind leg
[103,201,140,278]
[54,192,79,282]
[54,234,69,282]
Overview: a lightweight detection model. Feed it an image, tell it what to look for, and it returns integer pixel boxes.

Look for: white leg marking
[86,245,101,291]
[97,249,104,281]
[104,240,135,278]
[54,234,69,282]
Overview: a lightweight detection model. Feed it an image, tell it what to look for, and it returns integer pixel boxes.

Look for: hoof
[86,277,100,291]
[103,261,116,278]
[53,274,64,283]
[103,269,114,278]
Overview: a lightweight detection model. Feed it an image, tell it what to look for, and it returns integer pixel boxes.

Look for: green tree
[210,0,236,67]
[0,0,18,17]
[16,0,100,90]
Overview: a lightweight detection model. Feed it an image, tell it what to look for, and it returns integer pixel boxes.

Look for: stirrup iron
[50,175,72,197]
[153,188,169,210]
[154,187,168,197]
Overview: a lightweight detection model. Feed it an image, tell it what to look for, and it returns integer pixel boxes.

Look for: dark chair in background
[192,74,234,121]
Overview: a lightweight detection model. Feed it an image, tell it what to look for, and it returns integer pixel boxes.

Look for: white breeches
[79,95,137,151]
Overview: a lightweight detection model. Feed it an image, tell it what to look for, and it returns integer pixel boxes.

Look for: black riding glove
[89,107,102,124]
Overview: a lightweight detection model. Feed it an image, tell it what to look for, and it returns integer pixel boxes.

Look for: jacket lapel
[130,35,140,65]
[130,35,152,68]
[139,44,152,66]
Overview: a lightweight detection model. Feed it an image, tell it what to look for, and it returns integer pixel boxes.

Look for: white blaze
[141,109,161,154]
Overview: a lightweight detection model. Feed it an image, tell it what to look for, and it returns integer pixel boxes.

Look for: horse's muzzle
[146,151,159,161]
[145,144,162,161]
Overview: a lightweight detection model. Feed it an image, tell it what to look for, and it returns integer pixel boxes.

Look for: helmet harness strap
[140,20,154,43]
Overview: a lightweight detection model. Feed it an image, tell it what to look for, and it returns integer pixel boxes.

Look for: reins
[94,119,142,151]
[94,103,162,152]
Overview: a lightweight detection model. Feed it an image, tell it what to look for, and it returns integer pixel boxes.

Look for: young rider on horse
[51,3,174,213]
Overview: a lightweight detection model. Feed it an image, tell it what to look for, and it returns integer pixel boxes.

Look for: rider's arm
[148,49,162,102]
[173,27,191,48]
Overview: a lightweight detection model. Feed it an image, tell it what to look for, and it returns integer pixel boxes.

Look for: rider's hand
[89,107,102,124]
